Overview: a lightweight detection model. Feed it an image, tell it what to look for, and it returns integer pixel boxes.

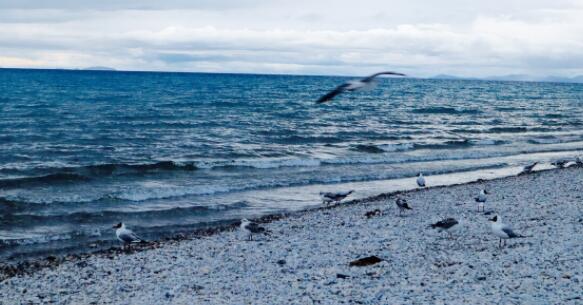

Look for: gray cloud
[0,0,263,10]
[0,1,582,77]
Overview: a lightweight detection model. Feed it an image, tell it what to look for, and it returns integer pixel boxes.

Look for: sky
[0,0,582,77]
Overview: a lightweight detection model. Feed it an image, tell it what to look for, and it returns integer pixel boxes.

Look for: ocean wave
[0,161,198,188]
[471,139,509,145]
[414,140,473,150]
[0,173,88,188]
[543,113,566,118]
[82,161,198,175]
[528,138,562,144]
[204,158,322,170]
[411,107,482,115]
[273,135,345,144]
[351,144,385,154]
[112,184,239,202]
[351,143,415,153]
[485,127,529,133]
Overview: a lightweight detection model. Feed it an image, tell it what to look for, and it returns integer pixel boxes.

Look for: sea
[1,68,582,261]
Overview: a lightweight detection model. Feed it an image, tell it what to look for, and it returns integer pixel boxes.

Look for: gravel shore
[1,168,582,305]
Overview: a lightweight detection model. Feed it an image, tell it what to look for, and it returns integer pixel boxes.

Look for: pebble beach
[1,168,582,305]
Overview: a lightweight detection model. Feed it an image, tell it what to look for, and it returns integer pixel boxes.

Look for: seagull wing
[315,83,350,104]
[119,230,144,243]
[361,71,406,83]
[321,192,334,199]
[337,190,353,196]
[246,222,266,234]
[501,226,519,238]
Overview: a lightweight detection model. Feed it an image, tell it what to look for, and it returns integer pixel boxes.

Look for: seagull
[113,223,145,247]
[475,189,488,212]
[315,71,406,104]
[416,173,426,187]
[240,218,269,241]
[488,215,526,248]
[551,160,568,168]
[320,190,354,205]
[521,162,538,174]
[395,198,412,216]
[430,218,459,239]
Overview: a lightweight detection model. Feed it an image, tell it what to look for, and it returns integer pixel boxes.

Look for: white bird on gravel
[488,215,526,248]
[240,219,269,241]
[475,189,488,212]
[113,223,144,246]
[416,173,426,187]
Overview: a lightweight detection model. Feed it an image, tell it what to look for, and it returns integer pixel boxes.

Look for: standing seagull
[395,198,412,216]
[113,223,145,247]
[416,173,426,188]
[315,71,406,104]
[320,190,354,205]
[475,189,488,212]
[430,218,459,239]
[521,162,538,174]
[489,215,526,248]
[240,219,269,241]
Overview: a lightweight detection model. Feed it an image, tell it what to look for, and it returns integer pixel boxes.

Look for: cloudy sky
[0,0,582,77]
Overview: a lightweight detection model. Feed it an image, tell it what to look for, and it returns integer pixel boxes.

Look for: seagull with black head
[113,222,145,248]
[489,215,527,248]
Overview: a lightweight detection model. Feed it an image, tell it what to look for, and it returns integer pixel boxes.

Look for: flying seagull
[395,198,412,216]
[475,189,488,212]
[315,71,406,104]
[489,215,526,248]
[240,218,269,241]
[430,218,459,239]
[520,162,538,174]
[113,223,145,246]
[320,190,354,205]
[416,173,426,187]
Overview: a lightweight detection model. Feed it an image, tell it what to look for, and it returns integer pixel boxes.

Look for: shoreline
[0,167,569,281]
[0,167,513,281]
[0,167,568,278]
[0,168,583,304]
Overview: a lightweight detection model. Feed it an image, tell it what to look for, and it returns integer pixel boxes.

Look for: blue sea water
[1,68,582,260]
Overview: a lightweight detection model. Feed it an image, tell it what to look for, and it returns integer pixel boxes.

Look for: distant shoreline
[1,67,582,84]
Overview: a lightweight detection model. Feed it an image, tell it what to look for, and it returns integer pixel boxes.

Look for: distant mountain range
[82,66,116,71]
[431,74,583,84]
